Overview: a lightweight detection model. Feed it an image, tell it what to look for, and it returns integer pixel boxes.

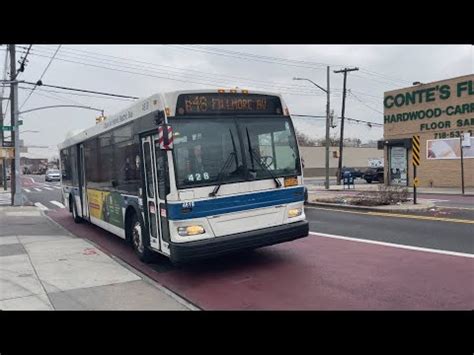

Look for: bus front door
[79,144,89,219]
[141,136,162,252]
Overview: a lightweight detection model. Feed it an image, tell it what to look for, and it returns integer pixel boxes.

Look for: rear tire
[129,212,153,263]
[71,197,82,224]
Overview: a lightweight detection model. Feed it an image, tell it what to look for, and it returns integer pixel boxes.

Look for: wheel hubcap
[132,221,144,253]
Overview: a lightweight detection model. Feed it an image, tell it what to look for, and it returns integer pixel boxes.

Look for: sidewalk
[0,206,195,310]
[0,188,11,206]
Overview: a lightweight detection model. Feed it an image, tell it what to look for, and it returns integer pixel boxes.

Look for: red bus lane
[48,209,474,310]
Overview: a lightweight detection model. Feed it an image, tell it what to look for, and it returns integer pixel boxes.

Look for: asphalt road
[305,206,473,254]
[47,200,473,310]
[20,174,64,211]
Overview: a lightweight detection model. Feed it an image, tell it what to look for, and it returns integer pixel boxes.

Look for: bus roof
[58,89,288,150]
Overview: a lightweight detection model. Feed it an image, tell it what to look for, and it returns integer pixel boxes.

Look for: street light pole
[325,66,330,190]
[294,68,331,189]
[9,45,23,206]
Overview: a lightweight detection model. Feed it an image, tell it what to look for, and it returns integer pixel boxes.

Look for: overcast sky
[1,45,473,159]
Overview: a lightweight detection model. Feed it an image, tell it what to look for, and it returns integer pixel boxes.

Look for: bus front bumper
[169,220,309,264]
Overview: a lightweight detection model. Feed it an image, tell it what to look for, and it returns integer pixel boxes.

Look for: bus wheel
[71,197,82,224]
[130,213,153,263]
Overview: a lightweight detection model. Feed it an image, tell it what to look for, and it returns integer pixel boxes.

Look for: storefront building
[381,74,474,188]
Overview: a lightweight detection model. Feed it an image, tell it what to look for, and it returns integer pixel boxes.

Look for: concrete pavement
[0,188,11,206]
[0,206,195,310]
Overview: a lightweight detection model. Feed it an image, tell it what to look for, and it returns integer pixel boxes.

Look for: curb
[305,201,436,213]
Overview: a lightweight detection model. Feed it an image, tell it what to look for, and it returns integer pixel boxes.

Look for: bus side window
[155,143,170,199]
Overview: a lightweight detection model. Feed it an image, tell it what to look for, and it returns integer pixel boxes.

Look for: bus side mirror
[158,124,174,150]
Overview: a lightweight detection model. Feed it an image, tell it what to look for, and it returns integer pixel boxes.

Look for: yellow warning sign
[413,177,420,187]
[412,135,420,166]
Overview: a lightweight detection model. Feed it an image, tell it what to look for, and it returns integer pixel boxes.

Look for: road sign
[412,135,420,166]
[413,177,420,187]
[18,120,23,126]
[1,126,13,131]
[462,132,471,147]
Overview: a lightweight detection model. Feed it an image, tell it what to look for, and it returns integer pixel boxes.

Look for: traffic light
[95,116,106,124]
[333,150,340,158]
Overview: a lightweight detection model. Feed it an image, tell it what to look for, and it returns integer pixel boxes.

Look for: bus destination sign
[176,93,283,116]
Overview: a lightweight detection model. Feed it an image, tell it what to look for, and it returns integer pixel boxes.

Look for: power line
[21,50,330,97]
[292,114,383,127]
[20,45,62,110]
[348,91,384,114]
[56,46,321,92]
[189,45,334,67]
[20,46,328,96]
[18,86,136,102]
[169,45,338,71]
[359,68,411,86]
[21,81,140,99]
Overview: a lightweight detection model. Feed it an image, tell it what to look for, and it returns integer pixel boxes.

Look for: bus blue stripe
[167,187,305,220]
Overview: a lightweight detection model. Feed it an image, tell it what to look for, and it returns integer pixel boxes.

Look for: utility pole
[9,44,23,206]
[325,66,330,190]
[334,67,358,184]
[0,98,7,190]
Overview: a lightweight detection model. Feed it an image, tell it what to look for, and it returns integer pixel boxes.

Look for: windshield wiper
[246,128,281,188]
[209,129,239,197]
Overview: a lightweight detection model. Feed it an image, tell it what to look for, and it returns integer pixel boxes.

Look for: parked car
[363,167,384,183]
[45,169,61,182]
[340,167,363,179]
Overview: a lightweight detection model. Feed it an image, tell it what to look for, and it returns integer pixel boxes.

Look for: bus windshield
[169,116,300,189]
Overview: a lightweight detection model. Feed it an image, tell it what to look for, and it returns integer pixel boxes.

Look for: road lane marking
[34,202,49,211]
[306,206,474,224]
[50,200,65,208]
[34,188,42,192]
[43,187,53,191]
[437,205,474,211]
[23,188,31,193]
[367,211,474,224]
[306,206,372,216]
[53,186,62,190]
[22,177,35,183]
[309,232,474,259]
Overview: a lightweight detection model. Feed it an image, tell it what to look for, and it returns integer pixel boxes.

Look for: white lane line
[23,188,31,193]
[309,231,474,259]
[43,187,54,191]
[50,200,65,208]
[53,186,62,190]
[34,202,49,211]
[34,188,42,192]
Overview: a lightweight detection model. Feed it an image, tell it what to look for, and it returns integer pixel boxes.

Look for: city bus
[59,89,309,263]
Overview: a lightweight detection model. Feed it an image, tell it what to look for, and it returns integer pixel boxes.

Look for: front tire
[365,178,372,184]
[129,212,153,263]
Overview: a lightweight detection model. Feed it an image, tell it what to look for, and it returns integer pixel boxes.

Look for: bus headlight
[288,208,302,218]
[178,225,205,236]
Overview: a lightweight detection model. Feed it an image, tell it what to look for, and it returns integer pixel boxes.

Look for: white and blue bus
[59,89,308,263]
